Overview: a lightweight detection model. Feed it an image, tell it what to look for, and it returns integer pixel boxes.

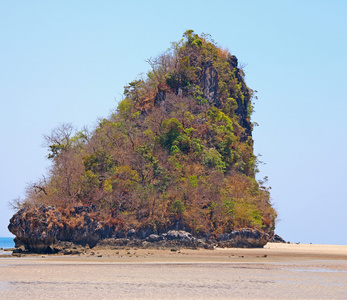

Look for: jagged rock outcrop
[218,228,269,248]
[8,204,107,253]
[270,234,286,243]
[8,204,271,253]
[8,32,277,255]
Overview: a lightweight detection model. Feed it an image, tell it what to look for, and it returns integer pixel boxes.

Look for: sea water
[0,237,15,249]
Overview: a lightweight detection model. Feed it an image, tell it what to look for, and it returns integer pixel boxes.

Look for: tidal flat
[0,243,347,299]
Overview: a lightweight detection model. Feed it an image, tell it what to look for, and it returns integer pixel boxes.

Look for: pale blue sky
[1,0,346,244]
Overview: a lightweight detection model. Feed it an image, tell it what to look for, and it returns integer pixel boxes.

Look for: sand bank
[1,243,346,299]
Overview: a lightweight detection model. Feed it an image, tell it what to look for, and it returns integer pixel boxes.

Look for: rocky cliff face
[8,204,270,253]
[202,60,222,108]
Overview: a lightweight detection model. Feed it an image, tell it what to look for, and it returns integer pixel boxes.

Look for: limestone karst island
[9,30,278,254]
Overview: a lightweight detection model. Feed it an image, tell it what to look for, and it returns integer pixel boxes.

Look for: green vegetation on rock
[14,30,277,238]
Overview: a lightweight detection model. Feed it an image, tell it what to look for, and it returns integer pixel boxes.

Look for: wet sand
[1,243,347,299]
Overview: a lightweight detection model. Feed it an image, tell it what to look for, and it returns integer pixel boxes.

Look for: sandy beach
[1,243,347,299]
